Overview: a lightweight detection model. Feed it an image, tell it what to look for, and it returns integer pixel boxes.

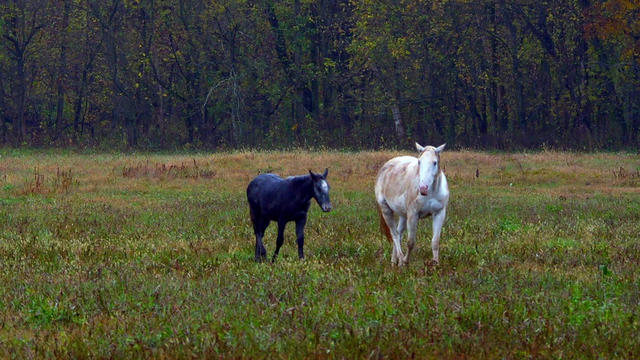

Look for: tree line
[1,0,638,150]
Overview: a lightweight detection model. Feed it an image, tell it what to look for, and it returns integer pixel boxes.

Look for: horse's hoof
[400,256,412,266]
[426,259,439,267]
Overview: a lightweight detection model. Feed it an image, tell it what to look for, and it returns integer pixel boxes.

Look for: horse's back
[377,156,416,178]
[249,172,284,185]
[375,156,417,202]
[247,173,284,201]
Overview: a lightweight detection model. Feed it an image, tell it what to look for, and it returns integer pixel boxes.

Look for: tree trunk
[391,102,404,142]
[506,13,525,135]
[72,69,88,137]
[487,1,500,135]
[468,91,485,136]
[0,69,7,143]
[632,61,640,145]
[55,0,71,134]
[293,0,305,142]
[448,86,458,145]
[16,55,27,143]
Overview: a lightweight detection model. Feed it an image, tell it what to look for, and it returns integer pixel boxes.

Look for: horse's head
[309,168,332,212]
[415,143,445,196]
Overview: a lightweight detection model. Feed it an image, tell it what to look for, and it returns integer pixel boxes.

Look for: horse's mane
[286,174,312,185]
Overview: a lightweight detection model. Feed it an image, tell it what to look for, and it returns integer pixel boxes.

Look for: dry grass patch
[19,167,77,195]
[2,149,637,196]
[121,159,216,179]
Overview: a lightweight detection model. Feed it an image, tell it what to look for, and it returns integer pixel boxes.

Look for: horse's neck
[290,175,314,204]
[432,168,443,193]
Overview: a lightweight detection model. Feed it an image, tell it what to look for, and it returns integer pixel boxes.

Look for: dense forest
[0,0,638,150]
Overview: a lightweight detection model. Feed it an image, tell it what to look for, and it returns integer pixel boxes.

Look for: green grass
[0,150,639,358]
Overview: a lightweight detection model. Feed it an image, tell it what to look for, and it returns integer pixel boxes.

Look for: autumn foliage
[0,0,638,149]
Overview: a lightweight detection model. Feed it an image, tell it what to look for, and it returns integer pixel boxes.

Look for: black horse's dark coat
[247,169,331,262]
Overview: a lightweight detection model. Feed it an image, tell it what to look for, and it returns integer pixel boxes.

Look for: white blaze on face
[418,149,439,194]
[320,180,329,193]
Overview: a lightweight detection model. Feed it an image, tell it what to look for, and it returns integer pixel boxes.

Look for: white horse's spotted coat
[375,143,449,266]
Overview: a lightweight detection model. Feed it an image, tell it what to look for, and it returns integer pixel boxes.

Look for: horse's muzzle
[419,185,429,196]
[321,203,332,212]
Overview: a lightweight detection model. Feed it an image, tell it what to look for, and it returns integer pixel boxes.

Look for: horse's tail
[249,206,256,223]
[377,203,392,243]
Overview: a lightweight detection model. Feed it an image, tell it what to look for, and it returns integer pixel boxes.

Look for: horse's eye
[433,161,437,166]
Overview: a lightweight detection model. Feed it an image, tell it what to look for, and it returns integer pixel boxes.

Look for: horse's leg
[395,215,406,264]
[403,211,419,265]
[380,205,403,266]
[396,215,406,241]
[256,220,269,262]
[430,208,446,264]
[254,218,269,262]
[272,220,286,262]
[295,216,307,259]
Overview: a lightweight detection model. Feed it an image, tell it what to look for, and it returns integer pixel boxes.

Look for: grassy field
[0,149,639,358]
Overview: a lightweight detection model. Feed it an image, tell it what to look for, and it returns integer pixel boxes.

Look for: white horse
[375,143,449,266]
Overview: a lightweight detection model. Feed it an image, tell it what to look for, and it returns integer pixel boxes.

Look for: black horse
[247,169,332,262]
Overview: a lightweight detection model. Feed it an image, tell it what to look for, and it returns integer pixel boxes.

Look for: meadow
[0,149,639,358]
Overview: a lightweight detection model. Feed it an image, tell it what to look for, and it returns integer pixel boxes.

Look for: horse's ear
[322,168,328,179]
[435,143,446,153]
[309,170,318,180]
[415,142,425,153]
